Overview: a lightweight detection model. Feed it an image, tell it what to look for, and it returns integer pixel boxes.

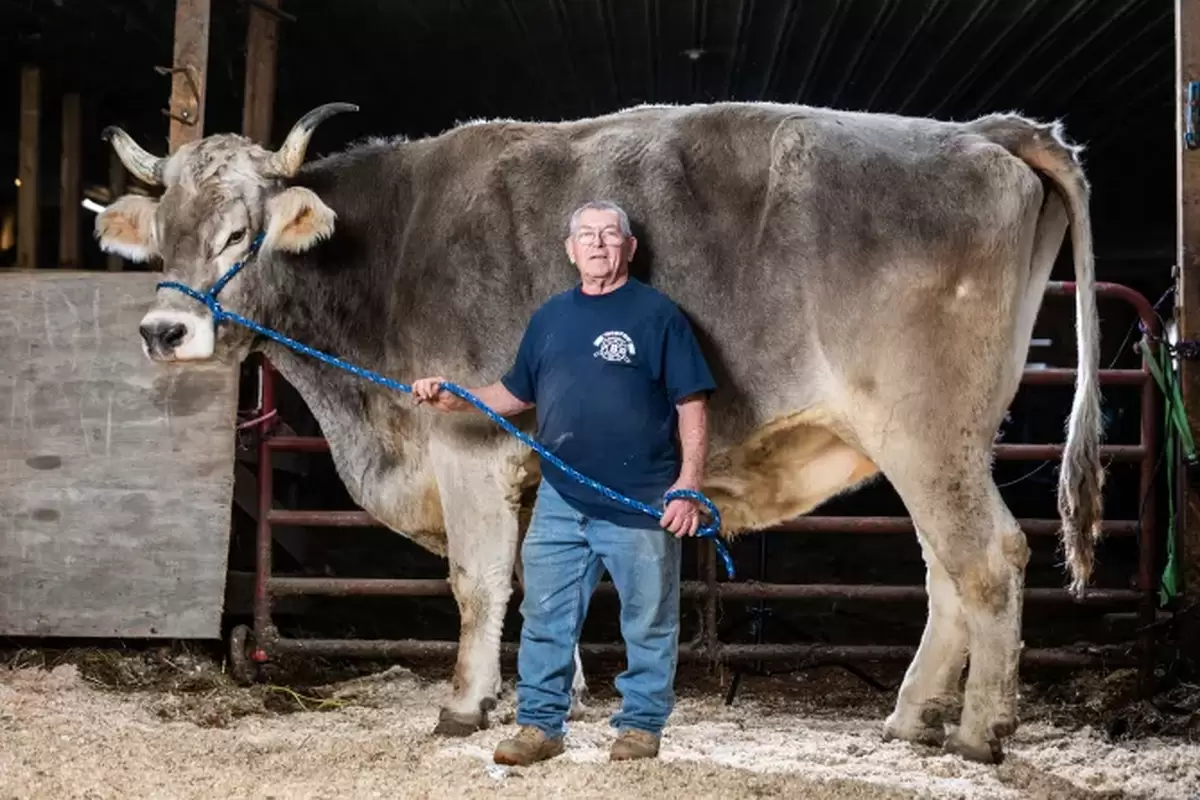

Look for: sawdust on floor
[0,647,1197,800]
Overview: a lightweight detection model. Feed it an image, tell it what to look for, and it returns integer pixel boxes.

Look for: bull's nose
[139,320,188,351]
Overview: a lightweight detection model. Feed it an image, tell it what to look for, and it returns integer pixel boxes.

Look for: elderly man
[412,200,716,765]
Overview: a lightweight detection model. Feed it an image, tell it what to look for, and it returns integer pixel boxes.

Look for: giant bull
[95,100,1102,764]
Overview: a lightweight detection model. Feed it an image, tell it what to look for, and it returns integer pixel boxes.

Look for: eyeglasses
[573,227,625,246]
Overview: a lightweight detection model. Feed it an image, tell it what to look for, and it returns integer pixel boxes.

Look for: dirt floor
[1,644,1197,800]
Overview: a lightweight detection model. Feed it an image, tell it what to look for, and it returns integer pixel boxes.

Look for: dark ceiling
[1,0,1178,281]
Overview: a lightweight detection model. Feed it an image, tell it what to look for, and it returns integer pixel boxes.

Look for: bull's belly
[702,406,879,536]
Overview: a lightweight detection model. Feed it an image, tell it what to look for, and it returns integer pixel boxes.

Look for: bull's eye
[223,228,247,252]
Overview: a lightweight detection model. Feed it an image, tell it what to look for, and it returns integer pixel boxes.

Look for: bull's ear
[95,195,160,262]
[263,186,336,253]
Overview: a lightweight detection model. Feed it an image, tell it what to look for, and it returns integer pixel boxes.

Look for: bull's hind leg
[428,436,526,736]
[879,452,1029,763]
[883,533,968,746]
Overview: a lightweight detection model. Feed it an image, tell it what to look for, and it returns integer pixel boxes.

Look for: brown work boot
[610,728,661,761]
[492,725,565,766]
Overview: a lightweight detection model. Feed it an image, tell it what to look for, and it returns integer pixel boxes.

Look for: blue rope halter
[158,233,735,579]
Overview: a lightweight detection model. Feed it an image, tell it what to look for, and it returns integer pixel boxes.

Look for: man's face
[565,208,636,282]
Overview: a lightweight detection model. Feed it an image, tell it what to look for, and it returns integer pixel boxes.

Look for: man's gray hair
[567,200,632,236]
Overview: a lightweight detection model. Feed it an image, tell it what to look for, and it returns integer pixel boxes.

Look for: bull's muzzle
[137,308,215,361]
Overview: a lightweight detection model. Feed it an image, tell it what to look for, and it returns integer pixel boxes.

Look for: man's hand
[660,481,703,538]
[411,376,463,412]
[412,378,534,416]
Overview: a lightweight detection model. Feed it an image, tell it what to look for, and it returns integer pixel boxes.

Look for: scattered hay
[0,643,426,729]
[3,644,1196,743]
[1020,666,1200,742]
[318,664,424,706]
[2,645,1199,799]
[7,643,228,693]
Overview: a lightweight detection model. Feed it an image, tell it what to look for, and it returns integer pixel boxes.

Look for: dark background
[1,0,1178,658]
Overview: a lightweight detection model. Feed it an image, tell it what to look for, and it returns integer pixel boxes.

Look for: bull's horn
[269,102,359,176]
[101,126,165,187]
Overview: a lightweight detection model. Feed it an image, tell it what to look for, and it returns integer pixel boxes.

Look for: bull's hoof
[882,718,945,748]
[991,717,1019,739]
[943,730,1004,764]
[433,707,487,737]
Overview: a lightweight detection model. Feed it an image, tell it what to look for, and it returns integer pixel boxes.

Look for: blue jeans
[516,480,683,737]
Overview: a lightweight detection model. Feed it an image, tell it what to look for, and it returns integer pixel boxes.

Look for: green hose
[1143,336,1195,606]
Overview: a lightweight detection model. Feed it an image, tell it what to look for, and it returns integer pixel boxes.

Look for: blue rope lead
[157,238,735,579]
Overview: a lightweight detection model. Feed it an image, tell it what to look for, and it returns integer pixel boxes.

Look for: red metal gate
[227,281,1161,686]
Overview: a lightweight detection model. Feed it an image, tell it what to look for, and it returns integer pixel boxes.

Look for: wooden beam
[1176,0,1200,642]
[167,0,211,153]
[17,66,40,270]
[106,149,127,272]
[242,0,281,144]
[58,93,81,268]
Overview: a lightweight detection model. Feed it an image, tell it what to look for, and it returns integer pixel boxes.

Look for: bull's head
[95,102,358,362]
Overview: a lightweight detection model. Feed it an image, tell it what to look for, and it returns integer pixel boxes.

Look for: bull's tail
[975,114,1104,597]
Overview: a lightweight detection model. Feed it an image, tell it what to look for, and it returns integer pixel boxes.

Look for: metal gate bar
[232,281,1160,686]
[262,638,1133,667]
[265,577,1141,604]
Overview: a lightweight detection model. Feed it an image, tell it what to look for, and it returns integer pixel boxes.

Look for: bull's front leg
[428,436,524,736]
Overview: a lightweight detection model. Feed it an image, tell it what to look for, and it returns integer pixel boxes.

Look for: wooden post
[242,0,281,144]
[1175,0,1200,646]
[17,66,40,270]
[106,149,127,272]
[59,93,81,268]
[167,0,211,153]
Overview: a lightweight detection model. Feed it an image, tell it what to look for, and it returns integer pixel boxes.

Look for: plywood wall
[0,272,239,638]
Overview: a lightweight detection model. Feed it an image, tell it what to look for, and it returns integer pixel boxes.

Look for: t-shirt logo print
[593,330,637,364]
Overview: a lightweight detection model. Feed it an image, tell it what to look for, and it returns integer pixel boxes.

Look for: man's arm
[674,393,709,488]
[661,392,710,537]
[411,377,534,417]
[658,305,718,537]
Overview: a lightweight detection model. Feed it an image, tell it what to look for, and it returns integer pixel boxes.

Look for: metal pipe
[266,435,1145,462]
[1132,286,1160,691]
[267,435,329,452]
[694,583,1142,604]
[1046,280,1160,311]
[993,443,1143,461]
[1021,367,1145,386]
[253,355,277,660]
[270,577,452,597]
[266,636,1134,667]
[265,509,1141,538]
[268,509,374,526]
[1139,349,1159,691]
[766,516,1139,536]
[267,576,1141,605]
[704,539,719,661]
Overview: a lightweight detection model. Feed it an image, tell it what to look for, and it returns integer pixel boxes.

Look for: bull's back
[321,103,1055,443]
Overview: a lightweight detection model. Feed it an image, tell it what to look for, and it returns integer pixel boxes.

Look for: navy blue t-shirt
[501,278,717,529]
